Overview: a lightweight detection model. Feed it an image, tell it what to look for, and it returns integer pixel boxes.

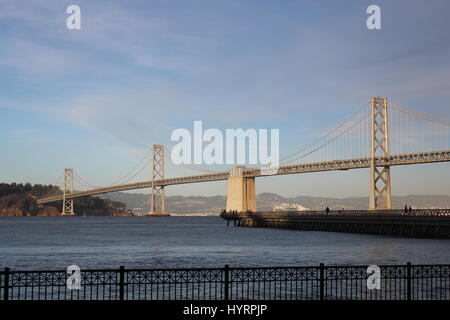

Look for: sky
[1,0,450,198]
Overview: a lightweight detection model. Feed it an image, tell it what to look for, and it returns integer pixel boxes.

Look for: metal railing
[0,263,448,300]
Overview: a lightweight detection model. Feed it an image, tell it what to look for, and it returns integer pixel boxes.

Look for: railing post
[3,267,10,301]
[224,265,229,301]
[119,266,125,301]
[406,262,412,301]
[319,263,325,300]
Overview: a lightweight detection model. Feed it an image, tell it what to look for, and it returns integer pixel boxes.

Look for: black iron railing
[0,263,449,300]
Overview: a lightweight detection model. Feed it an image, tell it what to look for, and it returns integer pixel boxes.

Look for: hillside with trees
[0,183,130,216]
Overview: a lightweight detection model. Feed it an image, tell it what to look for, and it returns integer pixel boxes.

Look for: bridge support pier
[369,97,392,209]
[226,167,256,213]
[61,168,75,216]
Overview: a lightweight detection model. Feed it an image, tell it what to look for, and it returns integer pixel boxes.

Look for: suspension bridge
[36,97,450,217]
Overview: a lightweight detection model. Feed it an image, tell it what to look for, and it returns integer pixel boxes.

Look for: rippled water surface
[0,216,449,270]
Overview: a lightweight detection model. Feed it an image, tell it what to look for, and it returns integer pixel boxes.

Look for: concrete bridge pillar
[226,167,256,213]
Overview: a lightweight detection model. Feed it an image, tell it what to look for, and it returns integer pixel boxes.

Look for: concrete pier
[220,210,450,239]
[226,167,256,212]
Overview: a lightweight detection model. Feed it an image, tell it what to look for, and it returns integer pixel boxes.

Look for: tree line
[0,183,61,198]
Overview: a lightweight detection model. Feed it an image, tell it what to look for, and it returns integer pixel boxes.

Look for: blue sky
[1,0,450,198]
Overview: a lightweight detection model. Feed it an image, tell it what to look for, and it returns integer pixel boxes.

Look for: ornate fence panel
[0,264,449,301]
[229,266,321,300]
[123,268,225,300]
[323,265,408,300]
[1,268,121,300]
[411,265,450,300]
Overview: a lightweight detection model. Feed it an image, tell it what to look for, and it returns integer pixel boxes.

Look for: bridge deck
[37,150,450,204]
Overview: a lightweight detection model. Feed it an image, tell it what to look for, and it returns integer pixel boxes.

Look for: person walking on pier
[325,206,330,215]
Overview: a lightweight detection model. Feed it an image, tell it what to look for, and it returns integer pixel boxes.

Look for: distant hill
[3,182,449,216]
[0,183,130,216]
[99,192,225,215]
[100,191,450,215]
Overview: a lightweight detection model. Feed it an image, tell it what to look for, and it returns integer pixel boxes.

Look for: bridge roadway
[37,150,450,204]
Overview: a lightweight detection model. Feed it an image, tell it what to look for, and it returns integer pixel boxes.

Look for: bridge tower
[369,97,392,209]
[61,168,75,216]
[147,144,166,215]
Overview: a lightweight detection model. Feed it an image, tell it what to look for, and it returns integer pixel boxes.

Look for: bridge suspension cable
[389,101,450,155]
[110,159,151,185]
[164,148,221,173]
[279,100,450,166]
[280,103,371,165]
[73,172,98,190]
[54,171,64,188]
[103,148,153,186]
[57,143,222,192]
[67,147,155,191]
[40,172,65,198]
[282,113,370,165]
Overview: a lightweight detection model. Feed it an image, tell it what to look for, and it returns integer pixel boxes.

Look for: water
[0,216,449,270]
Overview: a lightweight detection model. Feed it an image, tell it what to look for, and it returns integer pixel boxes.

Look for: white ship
[272,203,309,212]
